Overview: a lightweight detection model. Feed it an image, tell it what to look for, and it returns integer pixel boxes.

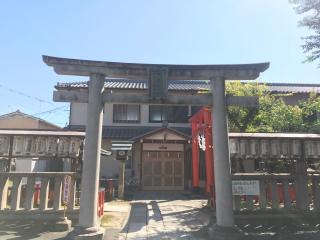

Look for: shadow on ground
[193,214,320,240]
[0,220,69,240]
[119,191,210,239]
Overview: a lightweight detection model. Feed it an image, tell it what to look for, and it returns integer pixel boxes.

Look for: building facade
[57,80,320,190]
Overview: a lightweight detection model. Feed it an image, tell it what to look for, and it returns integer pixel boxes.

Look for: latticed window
[113,104,140,123]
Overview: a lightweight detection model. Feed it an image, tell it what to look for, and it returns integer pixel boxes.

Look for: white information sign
[63,175,72,204]
[232,180,260,195]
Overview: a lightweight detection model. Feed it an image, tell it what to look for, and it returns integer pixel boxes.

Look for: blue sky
[0,1,319,127]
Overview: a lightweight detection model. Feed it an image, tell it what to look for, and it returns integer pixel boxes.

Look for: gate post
[209,78,242,239]
[72,73,105,239]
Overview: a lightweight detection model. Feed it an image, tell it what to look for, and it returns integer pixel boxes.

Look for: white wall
[70,102,88,126]
[70,102,190,128]
[100,139,121,178]
[100,155,121,178]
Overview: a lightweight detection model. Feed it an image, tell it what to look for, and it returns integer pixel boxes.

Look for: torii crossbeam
[43,55,269,240]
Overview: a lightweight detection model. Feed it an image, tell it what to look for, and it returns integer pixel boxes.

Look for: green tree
[255,95,303,132]
[299,92,320,132]
[290,0,320,64]
[226,81,320,133]
[226,81,267,132]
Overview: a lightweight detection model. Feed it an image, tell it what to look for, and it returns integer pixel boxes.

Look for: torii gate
[43,55,269,239]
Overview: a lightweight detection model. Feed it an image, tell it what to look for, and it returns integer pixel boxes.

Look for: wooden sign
[232,180,260,195]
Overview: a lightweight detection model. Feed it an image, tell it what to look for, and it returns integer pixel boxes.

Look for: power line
[32,106,68,116]
[0,105,69,120]
[0,84,55,106]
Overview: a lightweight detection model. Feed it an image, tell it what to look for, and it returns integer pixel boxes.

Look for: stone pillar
[72,73,105,239]
[210,78,241,239]
[296,140,309,211]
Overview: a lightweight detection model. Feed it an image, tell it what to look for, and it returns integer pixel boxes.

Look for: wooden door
[142,151,184,190]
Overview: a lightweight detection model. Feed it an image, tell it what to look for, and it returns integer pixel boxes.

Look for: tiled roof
[67,125,191,140]
[266,83,320,94]
[0,110,61,129]
[56,79,209,91]
[56,79,320,93]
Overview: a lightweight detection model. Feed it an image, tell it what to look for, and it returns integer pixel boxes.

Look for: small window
[149,105,188,123]
[113,104,140,123]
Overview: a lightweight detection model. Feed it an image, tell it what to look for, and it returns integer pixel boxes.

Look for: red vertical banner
[191,121,200,188]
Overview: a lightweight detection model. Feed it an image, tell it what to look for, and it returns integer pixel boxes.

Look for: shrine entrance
[137,128,189,191]
[43,55,269,239]
[142,151,184,190]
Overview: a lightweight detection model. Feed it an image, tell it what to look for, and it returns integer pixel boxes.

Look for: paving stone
[123,191,208,240]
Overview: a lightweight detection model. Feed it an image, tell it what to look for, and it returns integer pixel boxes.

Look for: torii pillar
[77,74,105,236]
[209,77,240,239]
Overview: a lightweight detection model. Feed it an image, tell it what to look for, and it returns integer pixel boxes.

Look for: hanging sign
[232,180,260,195]
[198,134,206,151]
[63,175,72,204]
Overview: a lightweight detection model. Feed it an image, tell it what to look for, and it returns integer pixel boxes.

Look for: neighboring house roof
[67,125,191,140]
[55,79,320,94]
[265,83,320,94]
[0,110,61,130]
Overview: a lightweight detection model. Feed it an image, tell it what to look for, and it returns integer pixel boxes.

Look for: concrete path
[119,191,209,240]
